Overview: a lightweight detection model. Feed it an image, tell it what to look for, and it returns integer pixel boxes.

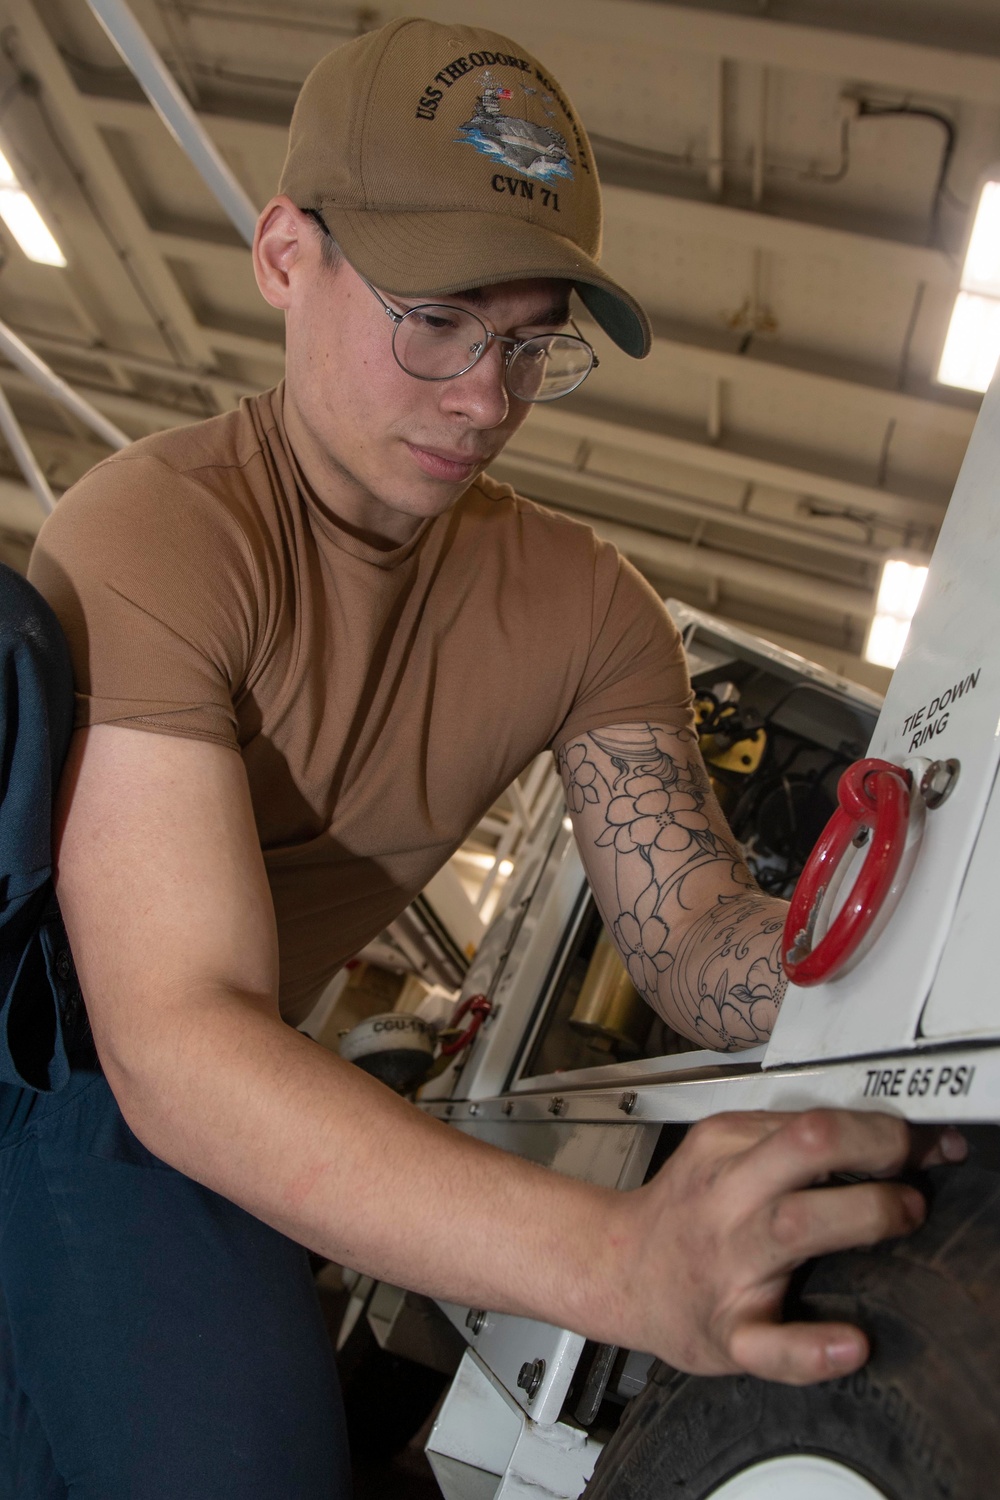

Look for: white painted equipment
[404,371,1000,1499]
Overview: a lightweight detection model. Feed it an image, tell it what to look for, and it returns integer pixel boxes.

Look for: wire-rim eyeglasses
[305,210,599,404]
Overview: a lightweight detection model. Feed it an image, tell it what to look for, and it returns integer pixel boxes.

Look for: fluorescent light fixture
[938,175,1000,393]
[0,147,66,267]
[864,557,929,669]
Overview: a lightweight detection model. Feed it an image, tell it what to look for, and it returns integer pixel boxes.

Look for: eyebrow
[448,286,571,326]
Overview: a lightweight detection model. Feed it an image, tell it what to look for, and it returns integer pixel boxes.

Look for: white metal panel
[428,1041,995,1128]
[766,369,1000,1066]
[436,1116,656,1417]
[920,758,1000,1040]
[421,819,585,1104]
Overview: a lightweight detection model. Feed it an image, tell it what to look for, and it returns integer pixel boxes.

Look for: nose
[440,337,510,428]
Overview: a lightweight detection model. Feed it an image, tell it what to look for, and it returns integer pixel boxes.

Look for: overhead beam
[522,407,948,529]
[5,0,219,372]
[86,0,259,243]
[401,0,1000,106]
[0,347,948,539]
[601,183,955,289]
[0,475,50,539]
[92,95,956,287]
[579,514,873,624]
[581,310,977,442]
[7,325,261,409]
[0,366,197,436]
[74,0,1000,106]
[147,225,967,438]
[493,451,893,568]
[200,324,284,366]
[614,3,1000,105]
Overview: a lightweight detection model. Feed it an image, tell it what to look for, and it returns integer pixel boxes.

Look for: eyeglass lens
[392,305,593,402]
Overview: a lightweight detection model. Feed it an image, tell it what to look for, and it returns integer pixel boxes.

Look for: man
[5,16,960,1498]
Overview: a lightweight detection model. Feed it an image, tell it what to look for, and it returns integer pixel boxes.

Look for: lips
[404,441,490,482]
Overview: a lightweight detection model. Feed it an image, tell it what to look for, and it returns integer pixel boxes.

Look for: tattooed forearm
[558,722,787,1051]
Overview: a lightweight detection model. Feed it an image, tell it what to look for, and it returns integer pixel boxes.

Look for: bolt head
[517,1357,545,1400]
[919,757,960,810]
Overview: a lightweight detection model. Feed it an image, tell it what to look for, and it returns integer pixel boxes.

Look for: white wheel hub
[707,1454,890,1499]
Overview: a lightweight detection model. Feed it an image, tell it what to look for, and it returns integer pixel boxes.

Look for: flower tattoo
[561,743,600,814]
[557,724,788,1051]
[613,884,673,994]
[598,775,710,855]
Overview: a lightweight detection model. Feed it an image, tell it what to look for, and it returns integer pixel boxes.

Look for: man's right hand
[55,725,965,1389]
[617,1107,966,1384]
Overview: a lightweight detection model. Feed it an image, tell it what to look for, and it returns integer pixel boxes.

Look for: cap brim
[320,205,652,359]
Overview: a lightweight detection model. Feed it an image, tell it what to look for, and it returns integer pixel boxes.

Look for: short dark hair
[303,208,343,272]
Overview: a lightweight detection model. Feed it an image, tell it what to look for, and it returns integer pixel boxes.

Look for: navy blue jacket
[0,563,77,1091]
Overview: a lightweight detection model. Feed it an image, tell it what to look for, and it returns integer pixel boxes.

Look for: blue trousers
[0,567,350,1497]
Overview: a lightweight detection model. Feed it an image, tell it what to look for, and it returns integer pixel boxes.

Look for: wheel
[584,1156,1000,1499]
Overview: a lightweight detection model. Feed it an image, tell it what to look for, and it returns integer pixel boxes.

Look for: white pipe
[0,321,130,450]
[0,387,56,515]
[86,0,259,247]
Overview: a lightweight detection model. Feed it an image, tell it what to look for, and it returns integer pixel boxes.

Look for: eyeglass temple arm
[357,274,404,325]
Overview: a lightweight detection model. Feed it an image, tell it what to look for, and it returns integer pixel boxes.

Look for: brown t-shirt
[29,386,692,1022]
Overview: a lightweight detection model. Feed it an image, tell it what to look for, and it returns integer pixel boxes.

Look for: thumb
[728,1319,869,1387]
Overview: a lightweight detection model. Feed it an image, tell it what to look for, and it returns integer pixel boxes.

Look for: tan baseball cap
[279,17,651,358]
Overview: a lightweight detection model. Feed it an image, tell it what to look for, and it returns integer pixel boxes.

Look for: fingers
[720,1108,914,1200]
[728,1318,869,1386]
[759,1180,926,1270]
[908,1124,968,1169]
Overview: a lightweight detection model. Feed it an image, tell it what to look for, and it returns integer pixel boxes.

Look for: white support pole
[0,321,130,450]
[0,387,56,515]
[85,0,260,247]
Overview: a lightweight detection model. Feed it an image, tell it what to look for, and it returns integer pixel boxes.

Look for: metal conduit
[0,321,130,451]
[86,0,260,247]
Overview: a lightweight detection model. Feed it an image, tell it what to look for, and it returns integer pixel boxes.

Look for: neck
[281,393,428,551]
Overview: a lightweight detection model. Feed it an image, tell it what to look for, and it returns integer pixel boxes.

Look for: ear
[253,196,313,311]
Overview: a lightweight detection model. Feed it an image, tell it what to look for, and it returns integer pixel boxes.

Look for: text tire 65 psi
[584,1157,1000,1500]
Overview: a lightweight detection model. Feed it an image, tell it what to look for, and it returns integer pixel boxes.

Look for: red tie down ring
[783,758,913,987]
[439,994,493,1057]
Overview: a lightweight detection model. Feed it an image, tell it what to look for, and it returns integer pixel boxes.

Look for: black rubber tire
[584,1159,1000,1499]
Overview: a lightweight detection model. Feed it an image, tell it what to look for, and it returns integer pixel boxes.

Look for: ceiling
[0,0,997,691]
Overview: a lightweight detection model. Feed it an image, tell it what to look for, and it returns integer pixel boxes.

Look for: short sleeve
[27,454,258,748]
[550,543,693,752]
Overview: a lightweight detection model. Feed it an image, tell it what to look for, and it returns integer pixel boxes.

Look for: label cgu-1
[862,1061,976,1100]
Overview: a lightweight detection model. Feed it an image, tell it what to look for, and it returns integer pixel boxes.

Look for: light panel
[964,180,1000,295]
[0,147,66,267]
[938,174,1000,393]
[938,291,1000,392]
[864,558,929,670]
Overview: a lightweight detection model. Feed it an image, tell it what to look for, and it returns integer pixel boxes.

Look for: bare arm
[54,725,618,1328]
[54,725,957,1385]
[559,721,786,1049]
